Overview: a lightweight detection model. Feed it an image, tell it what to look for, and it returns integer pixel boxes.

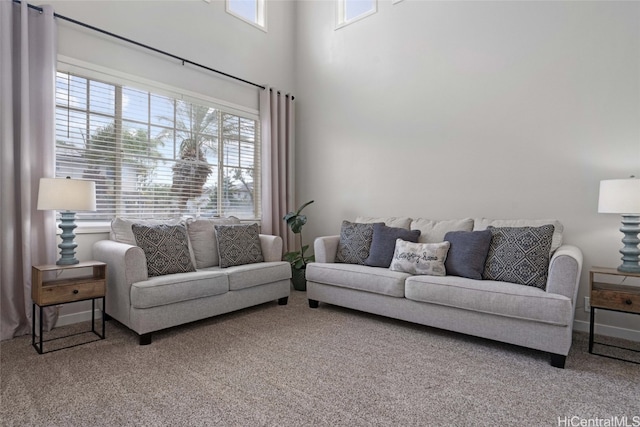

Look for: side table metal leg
[32,303,36,348]
[39,305,44,354]
[589,307,595,354]
[101,297,105,339]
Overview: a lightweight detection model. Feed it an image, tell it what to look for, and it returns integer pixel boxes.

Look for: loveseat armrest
[260,234,283,262]
[93,240,148,324]
[314,235,340,263]
[546,244,583,302]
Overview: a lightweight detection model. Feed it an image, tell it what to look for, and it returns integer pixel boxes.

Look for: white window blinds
[55,71,261,221]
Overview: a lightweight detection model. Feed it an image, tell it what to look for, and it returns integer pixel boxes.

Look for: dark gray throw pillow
[214,223,264,268]
[132,224,196,277]
[365,223,421,268]
[444,230,492,280]
[335,221,383,265]
[482,225,555,290]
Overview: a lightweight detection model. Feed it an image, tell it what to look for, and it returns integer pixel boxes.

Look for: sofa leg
[278,297,289,305]
[308,299,319,308]
[550,353,566,368]
[139,333,152,345]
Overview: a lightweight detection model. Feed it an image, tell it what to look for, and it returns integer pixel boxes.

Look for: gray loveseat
[306,216,583,368]
[93,217,291,345]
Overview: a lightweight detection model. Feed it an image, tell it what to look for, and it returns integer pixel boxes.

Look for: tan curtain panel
[260,87,295,254]
[1,1,58,340]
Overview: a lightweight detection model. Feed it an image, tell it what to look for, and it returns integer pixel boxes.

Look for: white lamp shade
[37,178,97,211]
[598,178,640,214]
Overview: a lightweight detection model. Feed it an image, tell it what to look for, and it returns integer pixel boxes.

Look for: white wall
[295,1,640,336]
[46,0,296,110]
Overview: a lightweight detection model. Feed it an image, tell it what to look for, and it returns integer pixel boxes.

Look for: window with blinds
[55,71,261,221]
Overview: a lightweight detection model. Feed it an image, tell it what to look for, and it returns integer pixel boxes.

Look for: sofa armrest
[314,235,340,263]
[93,240,148,325]
[546,244,583,303]
[260,234,283,262]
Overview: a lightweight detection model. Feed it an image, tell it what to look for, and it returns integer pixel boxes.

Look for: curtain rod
[13,0,267,91]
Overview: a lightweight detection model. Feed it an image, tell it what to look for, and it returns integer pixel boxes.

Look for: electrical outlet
[584,296,590,312]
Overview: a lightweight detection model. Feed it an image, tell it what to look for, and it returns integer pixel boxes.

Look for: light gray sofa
[306,217,583,368]
[93,217,291,345]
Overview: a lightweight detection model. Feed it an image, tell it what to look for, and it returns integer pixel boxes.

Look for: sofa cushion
[444,230,492,280]
[306,262,410,297]
[214,223,264,268]
[389,240,450,276]
[111,217,185,245]
[473,218,564,254]
[130,270,229,309]
[335,221,383,265]
[365,223,421,268]
[410,218,474,243]
[206,261,291,291]
[187,217,241,268]
[483,225,554,290]
[405,275,572,326]
[132,224,196,277]
[355,216,412,229]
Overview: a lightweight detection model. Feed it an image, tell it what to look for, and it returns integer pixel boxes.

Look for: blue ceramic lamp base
[57,211,79,265]
[617,214,640,273]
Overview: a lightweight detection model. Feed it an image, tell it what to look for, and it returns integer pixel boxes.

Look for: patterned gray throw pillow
[214,223,264,268]
[132,224,196,277]
[482,225,555,290]
[335,221,383,265]
[187,217,241,268]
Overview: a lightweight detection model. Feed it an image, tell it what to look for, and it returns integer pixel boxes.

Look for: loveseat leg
[308,299,319,308]
[139,333,152,345]
[550,353,566,368]
[278,297,289,305]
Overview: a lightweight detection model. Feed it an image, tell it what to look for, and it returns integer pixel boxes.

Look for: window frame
[55,56,261,227]
[225,0,267,32]
[336,0,377,30]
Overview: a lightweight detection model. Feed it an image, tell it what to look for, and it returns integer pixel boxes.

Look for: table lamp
[37,177,97,265]
[598,177,640,273]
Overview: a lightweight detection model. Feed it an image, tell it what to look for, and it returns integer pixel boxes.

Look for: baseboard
[573,319,640,342]
[55,309,102,328]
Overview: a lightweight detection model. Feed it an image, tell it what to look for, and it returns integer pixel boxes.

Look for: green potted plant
[283,200,315,291]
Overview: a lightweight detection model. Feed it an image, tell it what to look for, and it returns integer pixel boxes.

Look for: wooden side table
[589,267,640,364]
[32,261,107,354]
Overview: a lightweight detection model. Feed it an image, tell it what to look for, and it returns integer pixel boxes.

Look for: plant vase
[291,267,307,291]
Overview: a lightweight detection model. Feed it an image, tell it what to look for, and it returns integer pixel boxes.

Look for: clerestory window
[226,0,266,31]
[336,0,377,29]
[55,69,261,222]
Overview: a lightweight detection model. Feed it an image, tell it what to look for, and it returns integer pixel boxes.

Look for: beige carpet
[1,291,639,427]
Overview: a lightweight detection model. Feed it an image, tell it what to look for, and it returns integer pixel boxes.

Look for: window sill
[55,222,111,235]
